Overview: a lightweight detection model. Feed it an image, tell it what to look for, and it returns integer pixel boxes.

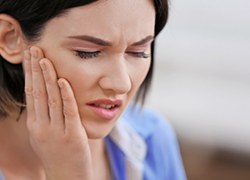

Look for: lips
[86,99,122,120]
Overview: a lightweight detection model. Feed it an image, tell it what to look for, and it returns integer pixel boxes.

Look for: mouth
[91,103,119,110]
[86,99,122,120]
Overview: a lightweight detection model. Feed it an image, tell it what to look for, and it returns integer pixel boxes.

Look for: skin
[35,0,155,139]
[0,0,155,179]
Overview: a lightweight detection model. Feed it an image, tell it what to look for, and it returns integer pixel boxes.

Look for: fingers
[39,59,64,128]
[25,46,83,135]
[57,79,83,135]
[30,47,50,124]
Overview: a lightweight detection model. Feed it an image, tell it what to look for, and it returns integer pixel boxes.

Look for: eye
[74,50,101,59]
[127,51,150,59]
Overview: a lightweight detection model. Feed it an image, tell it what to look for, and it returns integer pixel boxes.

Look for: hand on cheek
[24,46,93,180]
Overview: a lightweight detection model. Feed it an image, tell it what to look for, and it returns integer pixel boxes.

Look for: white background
[148,0,250,155]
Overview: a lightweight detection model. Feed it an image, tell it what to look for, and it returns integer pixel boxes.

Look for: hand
[24,46,93,180]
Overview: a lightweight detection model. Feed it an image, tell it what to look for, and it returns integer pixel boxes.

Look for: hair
[0,0,169,118]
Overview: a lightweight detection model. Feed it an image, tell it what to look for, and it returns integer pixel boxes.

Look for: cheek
[40,50,88,92]
[53,61,95,90]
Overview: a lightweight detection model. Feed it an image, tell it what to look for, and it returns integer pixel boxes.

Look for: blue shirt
[105,106,186,180]
[0,106,186,180]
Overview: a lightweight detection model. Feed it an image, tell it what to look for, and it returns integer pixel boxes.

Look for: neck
[89,138,111,180]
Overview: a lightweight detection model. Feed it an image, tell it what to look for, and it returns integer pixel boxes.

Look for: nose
[99,59,131,95]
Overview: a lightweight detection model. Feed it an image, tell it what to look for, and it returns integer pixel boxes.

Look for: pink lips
[86,99,122,120]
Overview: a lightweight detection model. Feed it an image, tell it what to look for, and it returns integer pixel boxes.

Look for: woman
[0,0,186,179]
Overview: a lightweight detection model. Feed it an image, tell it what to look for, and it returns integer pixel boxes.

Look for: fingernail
[39,60,46,71]
[31,47,38,59]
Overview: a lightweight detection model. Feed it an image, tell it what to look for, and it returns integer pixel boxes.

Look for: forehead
[43,0,155,43]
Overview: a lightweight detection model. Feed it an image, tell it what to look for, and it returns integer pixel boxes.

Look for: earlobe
[0,14,26,64]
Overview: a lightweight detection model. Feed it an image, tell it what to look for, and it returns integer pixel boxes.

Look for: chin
[83,121,116,139]
[86,129,111,139]
[79,110,124,139]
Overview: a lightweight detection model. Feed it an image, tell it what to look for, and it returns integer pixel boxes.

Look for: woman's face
[35,0,155,138]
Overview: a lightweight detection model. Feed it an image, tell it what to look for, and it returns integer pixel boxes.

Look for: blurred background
[147,0,250,179]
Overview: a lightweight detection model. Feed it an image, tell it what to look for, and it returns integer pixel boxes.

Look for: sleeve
[143,110,187,180]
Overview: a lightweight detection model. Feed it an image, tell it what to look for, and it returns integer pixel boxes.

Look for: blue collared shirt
[105,106,186,180]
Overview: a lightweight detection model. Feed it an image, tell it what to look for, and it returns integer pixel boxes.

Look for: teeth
[95,104,116,109]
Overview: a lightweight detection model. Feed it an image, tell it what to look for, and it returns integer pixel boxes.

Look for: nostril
[98,75,131,94]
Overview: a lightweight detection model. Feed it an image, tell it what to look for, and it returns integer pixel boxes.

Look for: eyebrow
[67,35,112,46]
[131,35,154,46]
[67,35,154,46]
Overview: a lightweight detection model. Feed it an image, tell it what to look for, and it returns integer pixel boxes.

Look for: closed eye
[74,50,101,59]
[127,51,150,59]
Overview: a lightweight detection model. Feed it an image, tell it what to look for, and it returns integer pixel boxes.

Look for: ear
[0,14,27,64]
